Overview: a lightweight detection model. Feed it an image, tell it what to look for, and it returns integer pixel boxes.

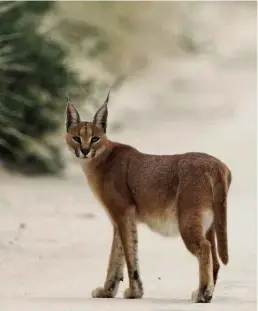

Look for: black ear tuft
[104,90,110,104]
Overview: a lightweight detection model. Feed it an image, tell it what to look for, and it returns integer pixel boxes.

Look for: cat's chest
[79,160,98,191]
[81,163,112,214]
[84,167,102,202]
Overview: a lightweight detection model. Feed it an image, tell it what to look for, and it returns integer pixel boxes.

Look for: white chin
[77,150,94,160]
[79,153,93,160]
[79,155,88,160]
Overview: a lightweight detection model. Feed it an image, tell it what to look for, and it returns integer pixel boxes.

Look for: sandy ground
[0,4,256,310]
[0,56,256,311]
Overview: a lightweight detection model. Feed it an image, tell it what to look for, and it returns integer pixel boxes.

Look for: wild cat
[65,92,231,303]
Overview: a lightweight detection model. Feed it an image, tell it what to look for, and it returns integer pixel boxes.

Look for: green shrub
[0,1,91,175]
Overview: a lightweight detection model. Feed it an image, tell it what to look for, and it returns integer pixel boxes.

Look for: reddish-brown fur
[65,94,232,303]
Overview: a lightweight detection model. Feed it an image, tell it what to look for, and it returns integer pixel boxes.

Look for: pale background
[0,2,256,310]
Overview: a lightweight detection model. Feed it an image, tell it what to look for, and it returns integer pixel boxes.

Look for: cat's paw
[91,287,114,298]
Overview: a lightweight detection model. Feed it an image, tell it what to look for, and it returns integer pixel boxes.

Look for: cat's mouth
[74,149,95,159]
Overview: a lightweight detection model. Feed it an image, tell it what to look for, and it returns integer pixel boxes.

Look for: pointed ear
[93,91,110,133]
[66,101,81,132]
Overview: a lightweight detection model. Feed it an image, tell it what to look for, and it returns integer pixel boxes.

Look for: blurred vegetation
[50,2,209,76]
[0,1,102,175]
[1,1,253,175]
[0,1,213,176]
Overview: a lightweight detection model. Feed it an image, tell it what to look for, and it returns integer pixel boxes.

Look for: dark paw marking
[133,270,139,281]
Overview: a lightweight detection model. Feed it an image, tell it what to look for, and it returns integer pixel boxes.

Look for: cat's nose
[81,148,90,156]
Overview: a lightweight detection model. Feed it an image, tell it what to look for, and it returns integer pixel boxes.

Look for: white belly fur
[143,208,213,238]
[145,217,180,237]
[202,209,214,234]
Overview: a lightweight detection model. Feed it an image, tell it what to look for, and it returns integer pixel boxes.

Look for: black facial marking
[91,136,100,143]
[73,136,81,143]
[74,149,80,158]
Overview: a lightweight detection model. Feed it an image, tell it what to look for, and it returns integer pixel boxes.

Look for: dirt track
[0,57,256,310]
[0,3,256,310]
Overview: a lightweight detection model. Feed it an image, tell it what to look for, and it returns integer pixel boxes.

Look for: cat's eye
[72,136,81,143]
[91,136,100,143]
